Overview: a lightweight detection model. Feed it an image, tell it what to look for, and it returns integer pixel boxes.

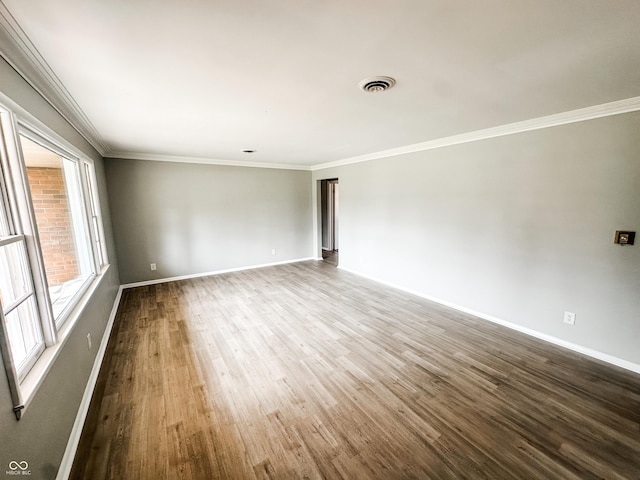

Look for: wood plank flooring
[322,250,338,266]
[70,261,640,479]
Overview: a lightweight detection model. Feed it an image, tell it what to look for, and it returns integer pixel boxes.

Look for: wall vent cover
[358,76,396,92]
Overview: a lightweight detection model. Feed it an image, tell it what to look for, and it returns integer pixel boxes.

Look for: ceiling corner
[107,151,313,171]
[0,2,109,156]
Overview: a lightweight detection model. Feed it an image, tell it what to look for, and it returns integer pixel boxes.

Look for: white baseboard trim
[338,266,640,375]
[56,285,124,480]
[55,260,638,479]
[121,257,316,289]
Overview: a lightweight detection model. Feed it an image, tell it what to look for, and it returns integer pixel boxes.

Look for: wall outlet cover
[563,312,576,325]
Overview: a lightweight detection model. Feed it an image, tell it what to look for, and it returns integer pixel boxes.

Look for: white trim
[311,96,640,171]
[0,4,108,156]
[121,257,316,289]
[0,92,99,164]
[55,285,123,480]
[56,259,312,477]
[52,259,640,479]
[2,1,640,175]
[338,265,640,375]
[4,0,639,175]
[106,152,311,171]
[18,268,112,412]
[2,1,639,175]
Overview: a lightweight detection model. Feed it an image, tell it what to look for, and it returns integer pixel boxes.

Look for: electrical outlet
[87,333,92,350]
[563,312,576,325]
[271,249,276,256]
[150,263,157,271]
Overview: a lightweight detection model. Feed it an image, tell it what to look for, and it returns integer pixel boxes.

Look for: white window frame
[83,159,109,269]
[19,128,99,328]
[0,99,110,419]
[0,235,44,378]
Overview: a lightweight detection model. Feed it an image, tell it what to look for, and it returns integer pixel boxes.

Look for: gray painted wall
[313,111,640,366]
[0,58,121,478]
[105,158,313,284]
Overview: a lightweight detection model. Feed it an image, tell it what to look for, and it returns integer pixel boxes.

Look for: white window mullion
[83,161,107,269]
[0,172,11,237]
[63,158,94,278]
[0,110,21,236]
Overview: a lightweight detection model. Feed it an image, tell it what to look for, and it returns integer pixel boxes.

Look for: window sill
[18,264,111,415]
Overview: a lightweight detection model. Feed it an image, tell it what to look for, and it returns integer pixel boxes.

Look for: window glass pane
[0,240,31,309]
[20,136,95,320]
[4,296,42,375]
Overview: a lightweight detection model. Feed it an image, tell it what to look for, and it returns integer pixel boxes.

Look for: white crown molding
[311,96,640,171]
[2,0,639,171]
[107,151,312,171]
[113,95,640,172]
[0,2,108,156]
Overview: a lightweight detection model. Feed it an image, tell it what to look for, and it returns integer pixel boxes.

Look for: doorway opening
[320,178,339,266]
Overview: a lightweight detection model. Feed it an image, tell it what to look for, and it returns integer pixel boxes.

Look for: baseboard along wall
[57,259,639,479]
[121,257,317,289]
[338,265,640,375]
[56,286,124,480]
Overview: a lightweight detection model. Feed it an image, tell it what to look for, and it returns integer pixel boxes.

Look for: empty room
[0,1,639,479]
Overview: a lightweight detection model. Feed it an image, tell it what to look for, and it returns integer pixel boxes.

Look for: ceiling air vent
[358,76,396,93]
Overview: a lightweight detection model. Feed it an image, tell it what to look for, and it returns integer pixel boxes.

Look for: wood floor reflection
[70,261,640,479]
[321,249,338,266]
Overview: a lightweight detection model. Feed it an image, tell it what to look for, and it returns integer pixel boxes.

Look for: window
[0,237,43,379]
[0,109,45,386]
[0,104,108,417]
[21,135,95,322]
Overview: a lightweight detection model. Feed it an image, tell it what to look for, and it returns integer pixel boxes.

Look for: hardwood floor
[322,249,338,266]
[70,261,640,479]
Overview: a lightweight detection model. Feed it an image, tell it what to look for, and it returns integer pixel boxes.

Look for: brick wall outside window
[26,167,79,287]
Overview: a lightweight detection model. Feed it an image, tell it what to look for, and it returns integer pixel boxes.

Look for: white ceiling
[2,0,640,168]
